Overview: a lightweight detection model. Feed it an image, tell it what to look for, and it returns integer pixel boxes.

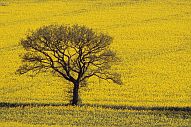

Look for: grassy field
[0,105,190,127]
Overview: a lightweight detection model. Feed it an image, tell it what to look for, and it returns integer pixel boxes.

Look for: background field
[0,0,191,107]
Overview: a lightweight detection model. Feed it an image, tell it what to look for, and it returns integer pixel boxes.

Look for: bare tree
[17,24,122,105]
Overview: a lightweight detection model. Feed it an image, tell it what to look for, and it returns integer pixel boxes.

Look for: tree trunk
[71,82,79,106]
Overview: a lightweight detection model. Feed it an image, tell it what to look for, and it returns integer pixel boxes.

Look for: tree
[17,24,122,106]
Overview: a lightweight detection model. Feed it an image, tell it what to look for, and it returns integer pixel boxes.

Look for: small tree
[17,24,122,105]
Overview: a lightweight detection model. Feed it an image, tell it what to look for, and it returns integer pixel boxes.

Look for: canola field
[0,106,190,127]
[0,0,191,108]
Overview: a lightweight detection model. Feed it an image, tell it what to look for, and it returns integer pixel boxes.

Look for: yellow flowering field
[0,0,191,108]
[0,106,190,126]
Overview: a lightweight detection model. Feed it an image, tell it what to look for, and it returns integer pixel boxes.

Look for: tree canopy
[17,24,122,105]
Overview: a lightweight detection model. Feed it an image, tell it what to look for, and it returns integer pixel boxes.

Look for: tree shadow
[0,102,190,112]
